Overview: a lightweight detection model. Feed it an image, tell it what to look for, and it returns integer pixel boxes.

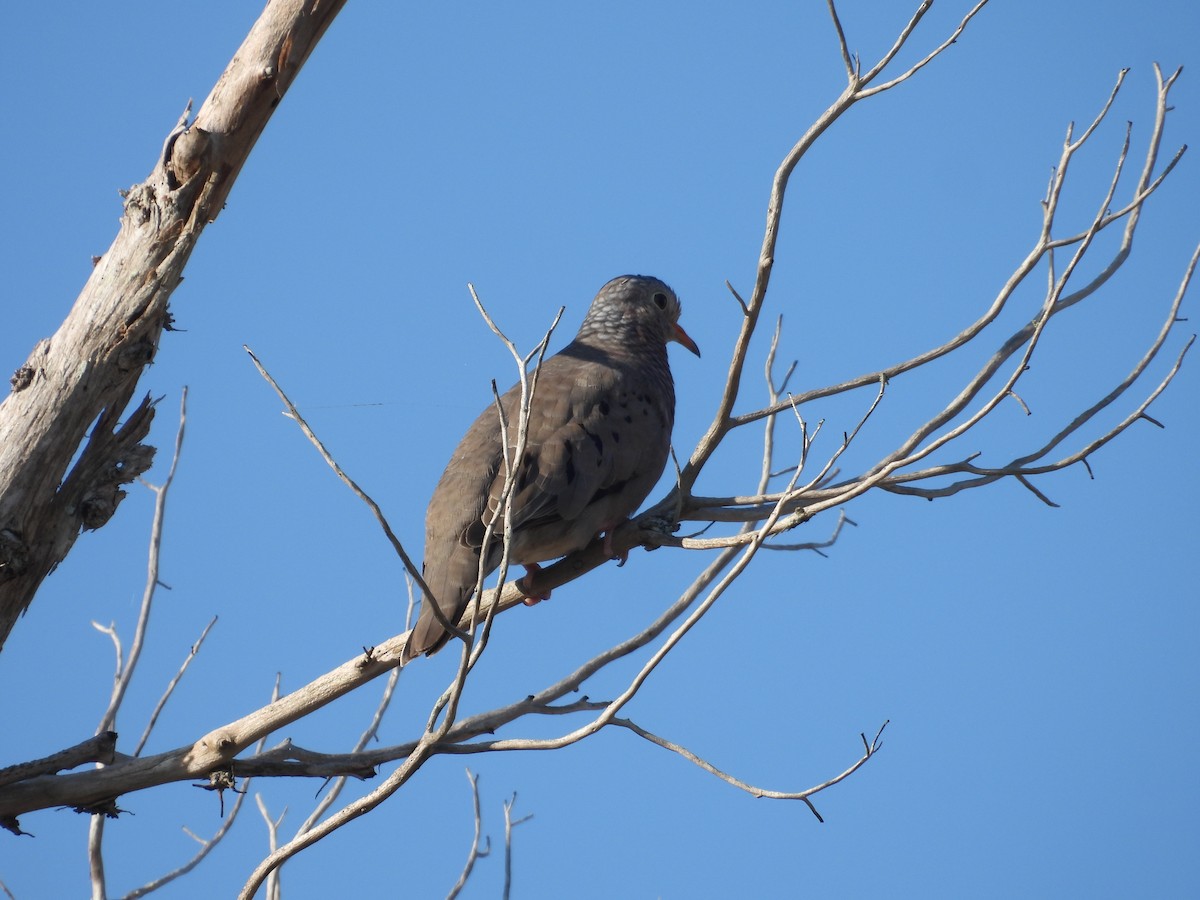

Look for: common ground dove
[403,275,700,660]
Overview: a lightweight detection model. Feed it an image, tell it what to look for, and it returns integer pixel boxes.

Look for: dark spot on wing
[516,454,535,491]
[465,519,485,547]
[590,478,631,503]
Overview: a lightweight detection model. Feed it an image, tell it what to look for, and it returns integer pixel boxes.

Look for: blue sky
[1,2,1197,897]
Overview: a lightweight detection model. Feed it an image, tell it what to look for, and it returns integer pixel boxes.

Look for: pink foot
[517,563,551,606]
[601,528,629,566]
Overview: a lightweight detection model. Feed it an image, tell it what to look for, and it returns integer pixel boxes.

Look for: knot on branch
[633,513,680,552]
[70,797,127,820]
[78,442,156,531]
[117,336,157,373]
[166,125,217,189]
[200,766,238,793]
[79,484,126,530]
[9,365,34,393]
[195,731,240,763]
[120,183,160,226]
[9,339,51,395]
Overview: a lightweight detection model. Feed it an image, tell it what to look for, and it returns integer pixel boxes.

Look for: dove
[403,275,700,660]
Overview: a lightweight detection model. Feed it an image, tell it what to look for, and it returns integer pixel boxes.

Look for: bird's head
[576,274,701,357]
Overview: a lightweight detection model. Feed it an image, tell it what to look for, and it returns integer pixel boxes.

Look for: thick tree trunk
[0,0,348,652]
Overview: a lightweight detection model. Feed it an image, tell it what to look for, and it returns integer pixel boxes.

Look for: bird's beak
[672,323,701,357]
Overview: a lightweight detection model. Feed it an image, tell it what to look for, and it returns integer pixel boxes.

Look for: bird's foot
[517,563,551,606]
[601,528,629,566]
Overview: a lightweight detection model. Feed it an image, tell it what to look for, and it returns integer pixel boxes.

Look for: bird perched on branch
[403,274,700,660]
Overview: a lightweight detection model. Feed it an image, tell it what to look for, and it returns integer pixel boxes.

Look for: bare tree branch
[674,1,994,505]
[293,666,402,837]
[244,347,437,627]
[254,795,286,900]
[502,793,532,900]
[97,390,188,737]
[611,718,889,824]
[447,770,491,900]
[859,1,991,95]
[0,0,350,651]
[0,734,116,792]
[135,616,218,757]
[90,393,189,899]
[120,680,281,900]
[121,783,252,900]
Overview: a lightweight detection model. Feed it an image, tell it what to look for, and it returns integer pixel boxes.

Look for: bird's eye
[652,292,668,310]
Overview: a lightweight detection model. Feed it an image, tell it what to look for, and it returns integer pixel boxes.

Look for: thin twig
[122,647,285,899]
[244,347,439,628]
[859,1,990,96]
[611,717,888,823]
[826,0,856,81]
[679,0,992,497]
[90,390,188,900]
[502,793,531,900]
[295,665,401,836]
[134,616,218,756]
[97,389,188,735]
[254,795,286,900]
[122,785,252,899]
[448,769,490,899]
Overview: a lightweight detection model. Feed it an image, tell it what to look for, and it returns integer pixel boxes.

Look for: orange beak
[672,323,701,357]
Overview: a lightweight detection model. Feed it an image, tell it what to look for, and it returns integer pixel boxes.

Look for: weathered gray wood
[0,732,117,790]
[0,0,348,652]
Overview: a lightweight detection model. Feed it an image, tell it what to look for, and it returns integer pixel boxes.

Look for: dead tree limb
[0,0,348,652]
